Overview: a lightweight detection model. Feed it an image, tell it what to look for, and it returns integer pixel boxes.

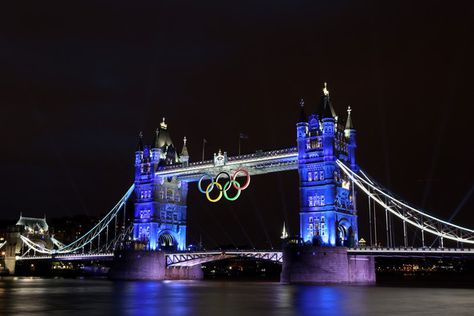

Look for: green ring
[223,180,241,201]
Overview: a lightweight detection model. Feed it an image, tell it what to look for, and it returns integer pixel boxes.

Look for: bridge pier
[281,244,375,284]
[109,250,203,280]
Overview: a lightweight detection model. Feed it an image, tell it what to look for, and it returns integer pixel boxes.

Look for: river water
[0,278,473,315]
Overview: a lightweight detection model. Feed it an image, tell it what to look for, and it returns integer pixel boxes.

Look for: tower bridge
[5,83,474,283]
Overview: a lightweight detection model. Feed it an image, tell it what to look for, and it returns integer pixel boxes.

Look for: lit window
[319,170,324,180]
[308,172,312,182]
[309,216,313,223]
[308,196,313,207]
[321,195,325,205]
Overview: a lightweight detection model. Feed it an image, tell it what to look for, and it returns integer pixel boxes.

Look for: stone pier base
[109,250,203,281]
[280,245,375,284]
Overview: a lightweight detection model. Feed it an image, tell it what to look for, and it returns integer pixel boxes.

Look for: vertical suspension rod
[403,209,408,248]
[384,196,389,248]
[421,215,425,248]
[373,194,378,247]
[368,187,373,247]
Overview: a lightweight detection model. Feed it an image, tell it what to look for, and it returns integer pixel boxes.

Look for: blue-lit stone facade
[133,119,189,251]
[297,86,358,247]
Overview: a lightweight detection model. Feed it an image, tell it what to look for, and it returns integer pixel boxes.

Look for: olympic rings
[223,180,241,201]
[198,169,251,202]
[198,173,214,193]
[232,169,251,190]
[206,182,222,203]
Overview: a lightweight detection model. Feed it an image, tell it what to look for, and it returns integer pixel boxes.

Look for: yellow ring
[206,182,222,203]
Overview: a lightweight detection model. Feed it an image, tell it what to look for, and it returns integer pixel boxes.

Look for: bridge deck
[155,147,298,181]
[15,247,474,263]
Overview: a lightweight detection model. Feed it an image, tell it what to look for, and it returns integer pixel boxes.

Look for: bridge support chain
[280,243,375,284]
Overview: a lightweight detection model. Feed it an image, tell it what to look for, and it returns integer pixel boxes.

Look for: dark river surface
[0,277,473,315]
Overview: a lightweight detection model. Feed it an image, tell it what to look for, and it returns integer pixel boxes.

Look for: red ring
[232,169,251,190]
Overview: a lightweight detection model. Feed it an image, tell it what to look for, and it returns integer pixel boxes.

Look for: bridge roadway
[155,147,299,181]
[16,248,474,265]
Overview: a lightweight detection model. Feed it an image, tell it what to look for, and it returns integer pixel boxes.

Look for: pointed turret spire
[153,128,160,148]
[181,136,189,156]
[160,117,168,130]
[281,222,289,239]
[320,82,337,119]
[345,106,354,130]
[298,98,306,122]
[136,131,144,151]
[323,82,329,96]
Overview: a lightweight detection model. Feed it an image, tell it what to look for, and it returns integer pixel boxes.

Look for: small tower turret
[151,128,161,162]
[321,83,335,161]
[135,132,144,166]
[296,98,309,155]
[180,136,189,165]
[344,106,357,170]
[281,222,289,240]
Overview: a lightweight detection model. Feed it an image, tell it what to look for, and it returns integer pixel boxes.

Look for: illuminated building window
[173,213,178,221]
[159,190,164,199]
[319,170,324,180]
[308,196,313,207]
[321,195,325,206]
[308,172,313,182]
[309,217,313,223]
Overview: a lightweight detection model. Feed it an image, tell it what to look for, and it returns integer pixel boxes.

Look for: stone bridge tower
[296,84,358,247]
[133,118,188,251]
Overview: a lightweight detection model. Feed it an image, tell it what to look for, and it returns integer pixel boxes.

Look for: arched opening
[336,219,353,247]
[158,233,177,251]
[337,225,347,246]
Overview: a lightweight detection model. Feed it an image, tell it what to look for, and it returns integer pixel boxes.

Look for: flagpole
[202,139,206,161]
[238,136,241,156]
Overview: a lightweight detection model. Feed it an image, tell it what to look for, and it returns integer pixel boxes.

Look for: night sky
[1,1,473,248]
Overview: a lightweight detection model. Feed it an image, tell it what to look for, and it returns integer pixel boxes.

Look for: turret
[151,128,161,162]
[344,106,357,170]
[320,83,335,161]
[296,98,309,155]
[135,132,144,166]
[180,136,189,165]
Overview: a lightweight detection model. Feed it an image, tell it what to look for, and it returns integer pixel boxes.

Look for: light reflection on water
[0,277,473,316]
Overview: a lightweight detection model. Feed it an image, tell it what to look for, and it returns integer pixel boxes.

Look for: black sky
[1,0,473,248]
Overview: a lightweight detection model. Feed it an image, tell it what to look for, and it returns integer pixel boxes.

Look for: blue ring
[198,174,214,193]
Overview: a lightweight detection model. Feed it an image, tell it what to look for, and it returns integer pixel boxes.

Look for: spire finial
[183,136,187,145]
[299,98,304,108]
[345,106,354,130]
[137,131,144,151]
[160,117,167,130]
[323,82,329,96]
[281,221,288,239]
